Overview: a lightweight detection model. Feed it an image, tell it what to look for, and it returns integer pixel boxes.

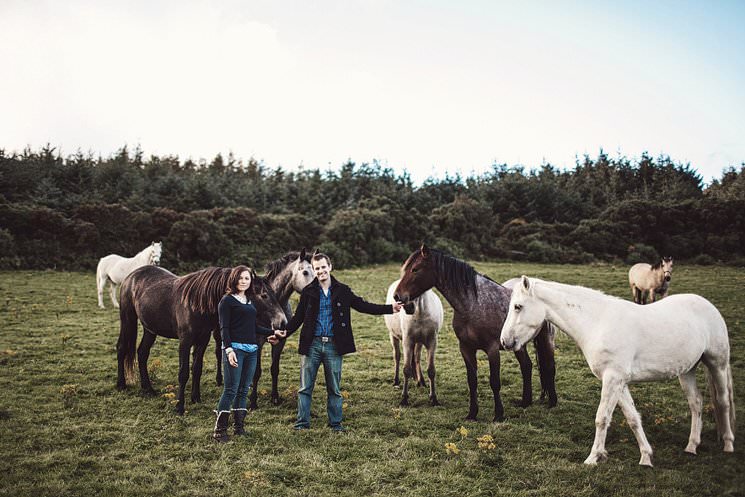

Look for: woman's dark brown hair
[226,265,252,294]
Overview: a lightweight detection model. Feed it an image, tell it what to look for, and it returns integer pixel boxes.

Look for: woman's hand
[267,329,286,345]
[226,348,238,368]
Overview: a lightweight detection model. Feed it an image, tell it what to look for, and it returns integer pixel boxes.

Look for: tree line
[1,145,744,270]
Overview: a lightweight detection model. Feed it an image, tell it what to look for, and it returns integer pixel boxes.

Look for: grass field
[1,262,744,497]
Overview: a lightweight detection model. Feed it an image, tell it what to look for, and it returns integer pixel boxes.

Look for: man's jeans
[216,348,257,412]
[295,337,343,429]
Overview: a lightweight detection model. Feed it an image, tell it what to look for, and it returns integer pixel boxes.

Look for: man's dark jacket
[284,276,393,356]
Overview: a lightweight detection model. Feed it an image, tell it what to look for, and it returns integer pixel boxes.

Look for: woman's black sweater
[218,294,273,349]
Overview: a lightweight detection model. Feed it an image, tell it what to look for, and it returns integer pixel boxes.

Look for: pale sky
[2,0,744,185]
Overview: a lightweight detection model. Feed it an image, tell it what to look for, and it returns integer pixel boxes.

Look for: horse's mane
[538,279,628,304]
[264,251,309,281]
[650,260,663,270]
[175,267,232,314]
[426,249,498,296]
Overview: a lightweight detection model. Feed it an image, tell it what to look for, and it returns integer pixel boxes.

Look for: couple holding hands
[212,252,404,442]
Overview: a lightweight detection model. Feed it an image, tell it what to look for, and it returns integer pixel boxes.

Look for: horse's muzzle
[403,302,416,315]
[500,337,516,351]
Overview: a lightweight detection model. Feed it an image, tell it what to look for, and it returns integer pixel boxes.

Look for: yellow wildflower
[445,442,460,455]
[457,426,469,437]
[477,434,496,450]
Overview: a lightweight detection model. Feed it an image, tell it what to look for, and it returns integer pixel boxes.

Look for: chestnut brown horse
[394,245,557,421]
[117,265,287,414]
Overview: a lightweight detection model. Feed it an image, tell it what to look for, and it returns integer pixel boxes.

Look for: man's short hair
[312,252,332,267]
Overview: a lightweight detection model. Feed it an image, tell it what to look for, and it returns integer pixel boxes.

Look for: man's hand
[392,301,404,313]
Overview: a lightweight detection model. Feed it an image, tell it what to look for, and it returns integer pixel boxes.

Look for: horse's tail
[96,259,106,292]
[706,363,737,439]
[534,321,557,407]
[117,281,139,385]
[728,364,736,436]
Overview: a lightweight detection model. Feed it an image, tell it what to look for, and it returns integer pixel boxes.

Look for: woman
[212,265,275,442]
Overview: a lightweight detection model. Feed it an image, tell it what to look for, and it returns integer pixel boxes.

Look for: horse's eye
[514,304,522,311]
[411,268,418,273]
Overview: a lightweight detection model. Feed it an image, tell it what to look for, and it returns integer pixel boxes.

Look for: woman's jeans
[295,337,343,429]
[216,348,257,412]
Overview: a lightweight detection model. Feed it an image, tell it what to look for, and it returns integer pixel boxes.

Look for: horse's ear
[521,275,531,291]
[313,248,320,257]
[299,247,307,260]
[420,244,430,258]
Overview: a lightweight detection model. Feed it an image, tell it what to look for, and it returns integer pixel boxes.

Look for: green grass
[1,262,744,497]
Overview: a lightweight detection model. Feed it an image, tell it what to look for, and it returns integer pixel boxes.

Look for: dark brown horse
[394,245,557,421]
[116,265,287,414]
[212,250,314,408]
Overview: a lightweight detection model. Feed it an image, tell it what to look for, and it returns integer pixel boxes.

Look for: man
[271,252,402,431]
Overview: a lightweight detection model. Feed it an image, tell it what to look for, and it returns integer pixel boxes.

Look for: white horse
[96,242,162,309]
[629,257,673,304]
[385,278,443,406]
[500,276,735,467]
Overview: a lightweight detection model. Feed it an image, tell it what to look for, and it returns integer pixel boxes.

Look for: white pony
[96,242,162,309]
[629,257,673,304]
[385,278,444,406]
[500,276,735,467]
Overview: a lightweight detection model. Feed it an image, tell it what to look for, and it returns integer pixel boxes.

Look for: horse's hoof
[512,399,531,408]
[464,414,477,422]
[724,440,734,453]
[639,454,653,467]
[584,450,608,465]
[417,381,426,388]
[271,396,282,406]
[684,443,698,455]
[116,383,127,391]
[493,415,505,423]
[430,398,440,407]
[191,396,201,404]
[174,405,185,415]
[142,388,157,397]
[399,398,409,407]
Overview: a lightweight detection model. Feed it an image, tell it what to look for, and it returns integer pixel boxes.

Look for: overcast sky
[2,0,744,185]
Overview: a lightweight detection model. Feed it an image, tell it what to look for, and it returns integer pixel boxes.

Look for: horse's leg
[110,281,120,309]
[617,385,654,466]
[707,364,735,452]
[534,323,557,407]
[137,330,157,396]
[632,286,641,304]
[678,370,703,455]
[249,341,264,410]
[175,337,192,415]
[459,342,479,421]
[270,339,286,405]
[190,335,210,404]
[213,330,223,387]
[513,347,533,408]
[584,374,623,464]
[391,335,401,387]
[485,344,505,422]
[425,337,438,406]
[414,342,426,387]
[401,334,416,406]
